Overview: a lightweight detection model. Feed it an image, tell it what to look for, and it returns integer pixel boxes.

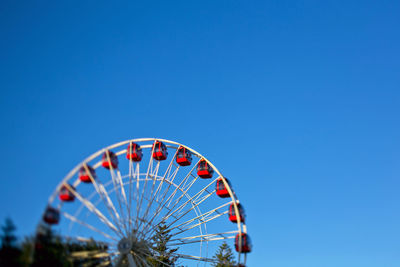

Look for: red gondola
[235,233,252,253]
[79,164,96,183]
[127,142,143,162]
[229,203,245,223]
[176,146,192,166]
[216,177,231,198]
[197,159,214,178]
[152,141,168,161]
[43,206,60,225]
[59,184,75,202]
[102,150,118,169]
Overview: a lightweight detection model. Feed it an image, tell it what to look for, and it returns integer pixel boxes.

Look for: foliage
[30,225,71,267]
[148,222,178,266]
[1,217,17,248]
[0,218,188,267]
[212,242,236,267]
[0,217,23,266]
[25,225,109,267]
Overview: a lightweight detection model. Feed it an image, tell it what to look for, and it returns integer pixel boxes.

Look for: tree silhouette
[212,242,236,267]
[0,217,22,266]
[148,222,178,266]
[30,225,70,267]
[25,224,110,266]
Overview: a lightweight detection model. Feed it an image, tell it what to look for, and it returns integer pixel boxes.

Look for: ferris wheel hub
[117,237,132,254]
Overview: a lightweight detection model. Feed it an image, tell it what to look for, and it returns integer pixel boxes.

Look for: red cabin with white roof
[59,184,75,202]
[127,142,142,162]
[176,146,192,166]
[197,159,214,178]
[102,150,118,169]
[216,177,231,198]
[235,233,252,253]
[229,203,245,223]
[79,164,96,183]
[43,207,60,225]
[152,141,168,161]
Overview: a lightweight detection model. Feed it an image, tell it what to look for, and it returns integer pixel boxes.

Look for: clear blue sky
[1,1,399,266]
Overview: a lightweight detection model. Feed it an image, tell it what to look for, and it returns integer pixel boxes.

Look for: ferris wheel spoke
[98,178,183,241]
[163,159,201,210]
[149,167,192,223]
[172,210,229,237]
[144,165,180,229]
[168,201,232,233]
[140,160,202,238]
[153,148,180,204]
[165,176,199,215]
[127,160,139,235]
[89,177,125,234]
[127,159,134,235]
[139,180,203,240]
[134,142,156,232]
[171,253,217,263]
[139,251,172,267]
[134,194,182,240]
[143,165,200,236]
[83,164,125,236]
[127,254,137,267]
[168,230,238,246]
[116,170,128,207]
[108,166,129,235]
[116,169,131,234]
[134,163,141,234]
[136,160,161,232]
[62,211,118,242]
[139,148,179,231]
[136,255,153,267]
[63,184,123,237]
[165,189,214,231]
[164,177,218,223]
[163,171,213,222]
[155,163,180,204]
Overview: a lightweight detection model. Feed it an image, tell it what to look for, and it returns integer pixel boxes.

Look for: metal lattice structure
[38,138,250,266]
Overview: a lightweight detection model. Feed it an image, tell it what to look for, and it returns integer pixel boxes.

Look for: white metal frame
[39,138,249,266]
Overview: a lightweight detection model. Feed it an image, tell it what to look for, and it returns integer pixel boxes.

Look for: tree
[212,242,236,267]
[0,217,22,266]
[27,225,110,267]
[148,222,178,266]
[30,225,70,267]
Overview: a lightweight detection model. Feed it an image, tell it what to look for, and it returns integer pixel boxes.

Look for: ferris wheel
[38,138,252,266]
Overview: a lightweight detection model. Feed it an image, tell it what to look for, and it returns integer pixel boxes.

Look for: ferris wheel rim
[40,138,249,266]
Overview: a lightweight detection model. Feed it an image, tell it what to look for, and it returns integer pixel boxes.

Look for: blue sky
[1,1,399,266]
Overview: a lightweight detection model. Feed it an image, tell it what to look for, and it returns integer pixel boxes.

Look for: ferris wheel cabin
[176,146,192,166]
[59,184,75,202]
[197,159,214,178]
[43,207,60,225]
[102,150,118,169]
[79,164,96,183]
[229,203,245,223]
[152,141,168,161]
[127,142,143,162]
[235,233,252,253]
[215,177,231,198]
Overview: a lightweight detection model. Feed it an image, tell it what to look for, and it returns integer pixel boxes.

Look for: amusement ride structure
[38,138,252,266]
